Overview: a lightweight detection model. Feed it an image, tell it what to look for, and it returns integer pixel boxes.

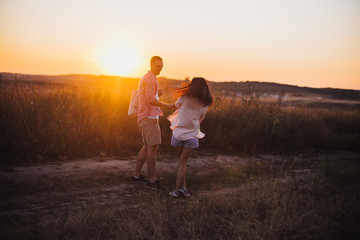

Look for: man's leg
[134,144,147,177]
[147,144,159,183]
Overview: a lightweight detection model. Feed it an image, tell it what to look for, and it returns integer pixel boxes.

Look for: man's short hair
[150,56,163,65]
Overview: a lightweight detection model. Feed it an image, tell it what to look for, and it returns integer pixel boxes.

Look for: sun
[97,43,142,76]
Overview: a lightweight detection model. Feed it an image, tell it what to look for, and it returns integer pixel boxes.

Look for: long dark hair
[173,77,213,106]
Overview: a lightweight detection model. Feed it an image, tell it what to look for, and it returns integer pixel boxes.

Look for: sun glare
[97,43,142,76]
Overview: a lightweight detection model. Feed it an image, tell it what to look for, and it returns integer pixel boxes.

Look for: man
[130,56,174,190]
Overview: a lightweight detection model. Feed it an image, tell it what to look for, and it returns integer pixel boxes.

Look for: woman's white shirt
[168,96,208,140]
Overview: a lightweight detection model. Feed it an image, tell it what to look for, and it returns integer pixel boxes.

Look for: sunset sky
[1,0,359,89]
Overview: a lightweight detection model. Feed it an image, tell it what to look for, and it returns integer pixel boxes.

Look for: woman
[168,77,213,198]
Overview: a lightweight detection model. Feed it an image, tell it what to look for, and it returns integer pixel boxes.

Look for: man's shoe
[146,180,167,191]
[130,175,147,183]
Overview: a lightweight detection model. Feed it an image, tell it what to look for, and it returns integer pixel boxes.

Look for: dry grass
[1,79,359,164]
[0,80,140,162]
[1,155,359,240]
[1,78,360,239]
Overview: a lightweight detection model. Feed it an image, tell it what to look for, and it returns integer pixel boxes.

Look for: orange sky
[1,0,359,89]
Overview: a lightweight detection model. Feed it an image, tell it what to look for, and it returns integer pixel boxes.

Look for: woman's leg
[175,146,183,158]
[175,147,192,191]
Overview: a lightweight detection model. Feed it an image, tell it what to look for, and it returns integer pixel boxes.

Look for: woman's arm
[199,107,209,123]
[175,96,184,108]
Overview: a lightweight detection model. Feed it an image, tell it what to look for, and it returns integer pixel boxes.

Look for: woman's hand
[167,103,176,110]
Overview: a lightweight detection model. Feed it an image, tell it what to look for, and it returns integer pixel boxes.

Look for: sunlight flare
[96,43,142,76]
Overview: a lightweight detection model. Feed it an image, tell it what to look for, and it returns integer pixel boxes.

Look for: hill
[1,72,360,104]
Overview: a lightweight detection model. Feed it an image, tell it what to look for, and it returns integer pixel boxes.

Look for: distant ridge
[0,72,138,82]
[206,81,360,101]
[1,72,359,101]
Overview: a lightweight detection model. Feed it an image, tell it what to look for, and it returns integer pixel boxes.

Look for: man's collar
[148,71,156,77]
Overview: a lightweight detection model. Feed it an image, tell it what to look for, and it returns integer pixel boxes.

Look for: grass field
[1,152,359,239]
[0,78,359,163]
[0,78,359,239]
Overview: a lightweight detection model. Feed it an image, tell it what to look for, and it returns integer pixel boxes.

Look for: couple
[130,56,213,198]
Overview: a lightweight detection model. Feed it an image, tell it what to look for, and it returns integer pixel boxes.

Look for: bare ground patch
[1,152,359,239]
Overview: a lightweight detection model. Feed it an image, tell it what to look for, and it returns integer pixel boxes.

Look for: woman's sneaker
[130,175,147,183]
[179,187,191,198]
[169,190,179,198]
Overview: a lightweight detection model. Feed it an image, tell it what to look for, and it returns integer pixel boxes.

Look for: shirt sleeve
[200,106,209,122]
[175,96,184,108]
[142,78,157,104]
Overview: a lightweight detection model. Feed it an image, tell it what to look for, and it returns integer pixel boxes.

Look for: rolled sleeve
[143,80,157,104]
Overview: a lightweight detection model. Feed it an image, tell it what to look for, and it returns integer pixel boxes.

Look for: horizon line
[1,71,359,91]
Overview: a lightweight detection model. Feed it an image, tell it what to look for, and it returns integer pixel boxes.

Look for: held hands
[150,98,175,110]
[158,89,175,110]
[167,103,176,110]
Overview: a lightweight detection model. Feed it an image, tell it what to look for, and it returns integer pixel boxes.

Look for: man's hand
[150,99,176,110]
[168,103,176,110]
[158,89,163,97]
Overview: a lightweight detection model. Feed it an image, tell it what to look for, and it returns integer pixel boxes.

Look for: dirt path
[1,152,358,225]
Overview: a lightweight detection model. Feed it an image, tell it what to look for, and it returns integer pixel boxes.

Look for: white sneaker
[179,187,191,198]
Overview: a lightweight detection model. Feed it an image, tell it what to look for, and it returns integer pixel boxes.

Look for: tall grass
[1,79,359,163]
[0,80,140,163]
[202,96,360,153]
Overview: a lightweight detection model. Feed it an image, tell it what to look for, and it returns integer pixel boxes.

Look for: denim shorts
[171,136,199,149]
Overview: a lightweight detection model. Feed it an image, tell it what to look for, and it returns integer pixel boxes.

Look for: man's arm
[150,99,175,110]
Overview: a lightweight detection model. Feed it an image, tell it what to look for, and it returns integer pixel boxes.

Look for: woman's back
[168,96,208,140]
